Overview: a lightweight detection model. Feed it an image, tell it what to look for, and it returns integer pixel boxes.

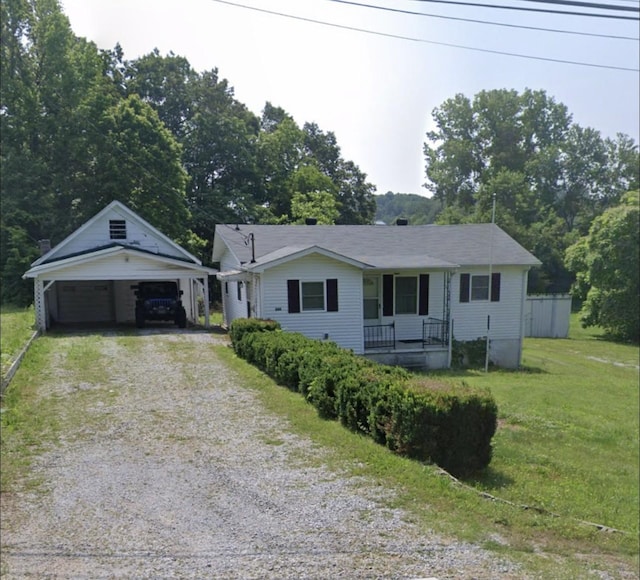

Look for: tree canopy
[424,88,639,293]
[374,192,442,225]
[0,0,376,305]
[565,191,639,342]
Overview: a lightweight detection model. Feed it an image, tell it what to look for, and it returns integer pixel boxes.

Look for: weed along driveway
[0,330,521,579]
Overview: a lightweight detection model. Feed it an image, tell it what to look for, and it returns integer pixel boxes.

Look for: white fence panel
[525,294,572,338]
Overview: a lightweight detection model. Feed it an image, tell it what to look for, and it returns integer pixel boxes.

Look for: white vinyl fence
[525,294,572,338]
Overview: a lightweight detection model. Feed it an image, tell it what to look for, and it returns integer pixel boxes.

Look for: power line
[515,0,639,12]
[209,0,640,72]
[325,0,639,41]
[408,0,639,20]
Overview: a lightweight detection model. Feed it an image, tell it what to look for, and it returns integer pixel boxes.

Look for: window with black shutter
[418,274,430,315]
[460,272,501,302]
[491,272,501,302]
[460,273,470,303]
[326,279,338,312]
[382,274,394,316]
[287,279,300,313]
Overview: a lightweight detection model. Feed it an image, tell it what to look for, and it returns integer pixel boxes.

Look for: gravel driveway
[1,330,522,579]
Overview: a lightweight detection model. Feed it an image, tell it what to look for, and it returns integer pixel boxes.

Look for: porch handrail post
[448,319,454,368]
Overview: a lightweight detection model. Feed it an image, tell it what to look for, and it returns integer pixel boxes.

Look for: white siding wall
[450,266,526,340]
[42,253,197,280]
[450,266,527,368]
[54,208,182,259]
[219,254,247,326]
[260,255,364,353]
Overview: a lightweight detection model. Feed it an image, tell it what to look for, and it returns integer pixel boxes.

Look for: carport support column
[34,278,46,331]
[203,276,210,329]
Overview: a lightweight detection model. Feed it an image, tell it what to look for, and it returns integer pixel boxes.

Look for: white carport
[24,245,217,331]
[23,200,219,332]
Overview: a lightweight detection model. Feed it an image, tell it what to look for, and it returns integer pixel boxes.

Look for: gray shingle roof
[214,223,541,269]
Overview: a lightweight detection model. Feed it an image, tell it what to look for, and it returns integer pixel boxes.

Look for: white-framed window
[301,281,325,311]
[471,275,489,301]
[237,281,242,301]
[287,279,338,314]
[459,273,501,303]
[395,276,417,314]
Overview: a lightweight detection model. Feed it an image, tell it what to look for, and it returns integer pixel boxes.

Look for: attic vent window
[109,220,127,240]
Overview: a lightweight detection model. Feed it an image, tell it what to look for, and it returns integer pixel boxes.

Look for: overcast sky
[61,0,639,197]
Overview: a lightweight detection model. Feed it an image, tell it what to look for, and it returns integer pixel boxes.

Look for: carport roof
[23,244,217,279]
[38,242,199,266]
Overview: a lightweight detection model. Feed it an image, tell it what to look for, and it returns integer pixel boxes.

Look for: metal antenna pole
[485,193,496,373]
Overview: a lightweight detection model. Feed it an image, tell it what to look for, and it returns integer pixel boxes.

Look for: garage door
[57,281,115,323]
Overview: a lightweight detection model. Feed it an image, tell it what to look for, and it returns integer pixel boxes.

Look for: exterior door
[363,276,380,324]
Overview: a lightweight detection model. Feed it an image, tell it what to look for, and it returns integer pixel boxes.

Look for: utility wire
[325,0,639,41]
[515,0,639,12]
[408,0,639,20]
[209,0,640,72]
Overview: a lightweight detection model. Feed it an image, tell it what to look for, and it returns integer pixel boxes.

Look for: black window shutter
[418,274,430,316]
[382,274,394,316]
[491,272,501,302]
[326,279,338,312]
[459,273,470,303]
[287,279,300,313]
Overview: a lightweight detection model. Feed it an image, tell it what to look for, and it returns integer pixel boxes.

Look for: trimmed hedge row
[230,318,497,477]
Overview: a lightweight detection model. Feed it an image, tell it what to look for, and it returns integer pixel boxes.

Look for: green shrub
[451,338,488,369]
[375,379,497,475]
[231,322,497,477]
[229,318,280,348]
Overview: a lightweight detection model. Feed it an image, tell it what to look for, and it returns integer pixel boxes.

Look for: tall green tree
[565,191,639,342]
[424,88,638,292]
[1,0,193,302]
[374,192,442,225]
[290,190,340,224]
[83,94,190,239]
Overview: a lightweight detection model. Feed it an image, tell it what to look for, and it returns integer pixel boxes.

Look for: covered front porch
[360,270,453,370]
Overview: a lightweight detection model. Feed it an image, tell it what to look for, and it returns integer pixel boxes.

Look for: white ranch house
[23,201,217,331]
[213,223,541,369]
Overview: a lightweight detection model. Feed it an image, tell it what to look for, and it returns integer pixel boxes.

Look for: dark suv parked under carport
[132,281,187,329]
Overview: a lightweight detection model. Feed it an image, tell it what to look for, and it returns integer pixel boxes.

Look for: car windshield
[143,284,176,298]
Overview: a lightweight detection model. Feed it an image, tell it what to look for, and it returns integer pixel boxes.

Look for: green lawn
[1,305,35,379]
[432,313,639,537]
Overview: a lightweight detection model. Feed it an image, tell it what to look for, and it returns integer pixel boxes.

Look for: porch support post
[34,278,47,331]
[447,271,454,368]
[448,319,454,369]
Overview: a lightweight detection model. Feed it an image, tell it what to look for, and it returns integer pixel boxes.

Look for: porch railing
[423,317,448,346]
[364,322,395,349]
